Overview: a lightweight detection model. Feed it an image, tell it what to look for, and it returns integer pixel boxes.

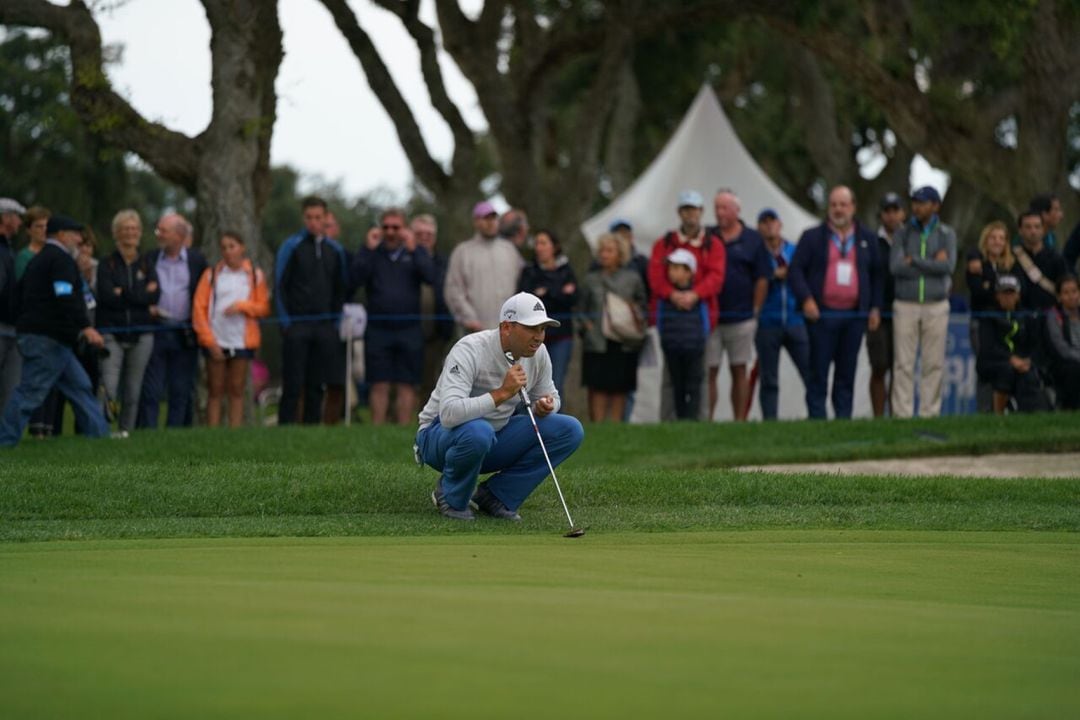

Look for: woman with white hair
[95,209,160,433]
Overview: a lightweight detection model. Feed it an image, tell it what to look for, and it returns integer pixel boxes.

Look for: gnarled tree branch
[318,0,450,194]
[0,0,198,191]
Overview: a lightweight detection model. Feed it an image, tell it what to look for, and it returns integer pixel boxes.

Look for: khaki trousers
[891,299,950,418]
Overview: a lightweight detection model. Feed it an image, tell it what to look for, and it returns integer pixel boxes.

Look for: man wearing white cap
[415,292,584,521]
[0,198,27,413]
[444,200,524,334]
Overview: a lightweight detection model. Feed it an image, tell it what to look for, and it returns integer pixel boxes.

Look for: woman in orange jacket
[193,231,271,427]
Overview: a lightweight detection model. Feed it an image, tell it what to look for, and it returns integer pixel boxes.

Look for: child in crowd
[975,275,1043,414]
[656,248,709,419]
[192,232,271,427]
[1046,275,1080,410]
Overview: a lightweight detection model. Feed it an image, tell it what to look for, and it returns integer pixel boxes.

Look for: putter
[505,351,586,538]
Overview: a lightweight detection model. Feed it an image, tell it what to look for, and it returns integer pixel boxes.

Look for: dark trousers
[663,348,704,420]
[28,388,62,437]
[56,350,101,435]
[1054,360,1080,410]
[806,313,865,419]
[138,328,198,428]
[755,324,811,420]
[279,321,342,425]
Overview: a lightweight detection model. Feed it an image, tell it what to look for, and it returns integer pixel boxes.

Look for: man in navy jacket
[137,213,208,428]
[351,208,437,425]
[789,186,882,419]
[1,215,109,446]
[275,196,349,425]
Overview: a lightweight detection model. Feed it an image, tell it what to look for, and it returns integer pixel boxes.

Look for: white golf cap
[500,292,561,328]
[0,198,27,215]
[666,247,697,274]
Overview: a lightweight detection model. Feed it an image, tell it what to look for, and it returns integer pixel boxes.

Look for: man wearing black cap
[867,192,905,417]
[889,186,956,418]
[0,197,26,413]
[0,215,110,447]
[975,274,1043,414]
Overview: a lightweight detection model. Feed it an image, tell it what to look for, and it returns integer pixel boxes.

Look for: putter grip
[504,351,531,407]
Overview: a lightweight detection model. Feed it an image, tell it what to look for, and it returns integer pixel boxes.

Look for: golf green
[2,530,1077,719]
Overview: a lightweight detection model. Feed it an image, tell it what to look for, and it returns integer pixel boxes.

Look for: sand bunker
[741,453,1080,479]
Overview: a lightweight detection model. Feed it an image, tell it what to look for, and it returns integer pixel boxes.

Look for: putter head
[564,527,586,538]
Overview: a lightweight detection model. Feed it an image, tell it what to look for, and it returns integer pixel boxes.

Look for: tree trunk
[0,0,283,265]
[194,0,282,266]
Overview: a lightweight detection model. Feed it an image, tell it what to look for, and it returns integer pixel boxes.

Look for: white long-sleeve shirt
[417,328,560,431]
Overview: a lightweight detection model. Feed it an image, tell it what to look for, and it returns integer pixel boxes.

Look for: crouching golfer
[416,292,584,521]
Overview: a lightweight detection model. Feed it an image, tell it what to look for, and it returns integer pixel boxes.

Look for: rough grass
[1,413,1078,541]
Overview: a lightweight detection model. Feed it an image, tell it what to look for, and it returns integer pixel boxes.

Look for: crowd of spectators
[0,184,1077,446]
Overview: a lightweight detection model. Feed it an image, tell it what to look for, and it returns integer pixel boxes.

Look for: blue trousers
[754,324,810,420]
[806,314,864,419]
[0,334,109,446]
[417,413,585,511]
[138,328,197,428]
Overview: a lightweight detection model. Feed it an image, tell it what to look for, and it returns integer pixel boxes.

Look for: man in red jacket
[647,190,726,419]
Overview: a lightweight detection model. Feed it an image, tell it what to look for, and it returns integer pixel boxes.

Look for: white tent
[580,84,873,422]
[580,84,820,253]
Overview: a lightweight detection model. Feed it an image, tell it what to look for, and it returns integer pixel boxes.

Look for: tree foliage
[0,29,127,242]
[2,0,1077,265]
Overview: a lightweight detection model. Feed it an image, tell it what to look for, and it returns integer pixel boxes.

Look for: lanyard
[1004,312,1019,353]
[914,216,938,302]
[831,230,854,258]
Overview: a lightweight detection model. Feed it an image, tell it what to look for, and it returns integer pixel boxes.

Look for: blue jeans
[755,324,811,420]
[138,328,198,428]
[0,334,109,447]
[806,313,865,419]
[416,413,585,511]
[545,338,573,399]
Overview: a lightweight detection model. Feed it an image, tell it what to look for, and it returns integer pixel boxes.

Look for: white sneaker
[110,430,130,440]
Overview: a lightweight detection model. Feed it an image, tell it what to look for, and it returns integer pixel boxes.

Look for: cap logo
[503,309,517,320]
[533,302,544,312]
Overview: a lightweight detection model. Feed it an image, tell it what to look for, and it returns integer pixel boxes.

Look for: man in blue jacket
[276,196,349,425]
[351,208,437,425]
[789,186,882,419]
[754,209,810,420]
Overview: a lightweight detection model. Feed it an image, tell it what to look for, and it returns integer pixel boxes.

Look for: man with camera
[351,207,437,425]
[0,215,110,447]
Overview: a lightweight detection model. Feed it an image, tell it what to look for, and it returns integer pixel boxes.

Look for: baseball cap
[608,218,633,233]
[666,247,697,274]
[0,198,27,215]
[879,192,903,211]
[472,200,497,218]
[677,190,704,209]
[500,292,561,328]
[995,275,1020,293]
[911,186,942,204]
[757,208,779,223]
[45,215,83,234]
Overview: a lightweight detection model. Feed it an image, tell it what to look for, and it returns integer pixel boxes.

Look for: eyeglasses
[382,224,402,231]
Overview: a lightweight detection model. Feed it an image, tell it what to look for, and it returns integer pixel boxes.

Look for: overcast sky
[94,0,945,205]
[97,0,485,201]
